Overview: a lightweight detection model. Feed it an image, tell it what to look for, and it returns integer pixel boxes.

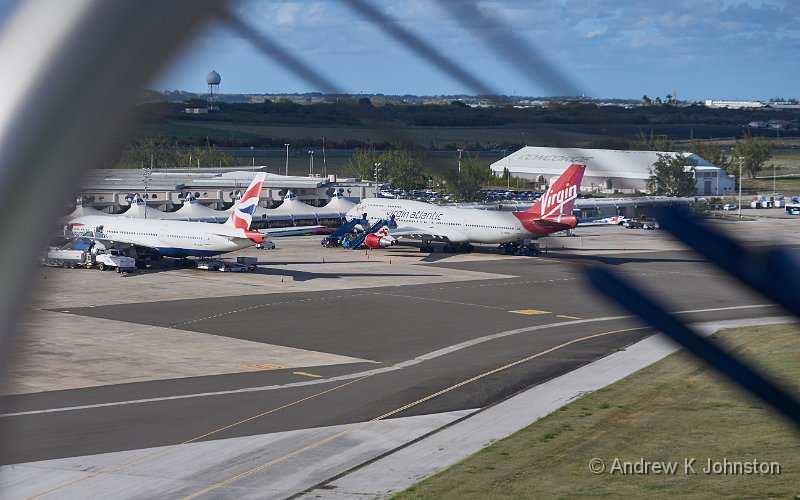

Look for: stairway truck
[43,248,87,268]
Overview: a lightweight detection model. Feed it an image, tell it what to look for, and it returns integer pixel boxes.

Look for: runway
[0,221,791,498]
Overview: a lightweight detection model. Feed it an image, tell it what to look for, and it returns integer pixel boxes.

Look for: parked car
[220,262,248,272]
[723,204,738,211]
[255,241,276,250]
[623,220,644,229]
[196,259,224,271]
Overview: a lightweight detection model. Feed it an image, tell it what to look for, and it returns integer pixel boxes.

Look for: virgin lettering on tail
[527,164,585,217]
[225,172,266,230]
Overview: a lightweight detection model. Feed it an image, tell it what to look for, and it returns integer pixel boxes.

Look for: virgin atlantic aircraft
[345,164,585,252]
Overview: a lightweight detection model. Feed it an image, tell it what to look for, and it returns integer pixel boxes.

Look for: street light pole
[738,157,743,218]
[503,146,512,189]
[308,150,314,176]
[457,148,463,177]
[284,143,289,176]
[374,162,381,189]
[142,165,151,219]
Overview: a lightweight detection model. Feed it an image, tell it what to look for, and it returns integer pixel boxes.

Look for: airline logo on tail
[225,173,266,230]
[527,164,586,217]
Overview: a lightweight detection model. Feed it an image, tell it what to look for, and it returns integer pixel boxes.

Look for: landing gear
[440,242,474,253]
[420,241,435,253]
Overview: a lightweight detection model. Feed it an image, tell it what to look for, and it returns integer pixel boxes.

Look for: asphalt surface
[0,247,778,471]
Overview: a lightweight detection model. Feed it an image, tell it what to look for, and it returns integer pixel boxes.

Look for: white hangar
[490,146,735,196]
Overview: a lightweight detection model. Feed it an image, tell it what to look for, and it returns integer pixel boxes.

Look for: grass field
[142,120,609,149]
[393,324,800,499]
[738,150,800,194]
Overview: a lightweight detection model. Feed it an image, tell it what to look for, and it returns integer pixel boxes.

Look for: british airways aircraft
[67,173,314,262]
[346,164,585,252]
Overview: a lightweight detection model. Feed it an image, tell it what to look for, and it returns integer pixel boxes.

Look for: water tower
[206,70,221,111]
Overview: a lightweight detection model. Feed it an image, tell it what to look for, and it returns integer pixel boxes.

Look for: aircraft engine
[364,233,395,249]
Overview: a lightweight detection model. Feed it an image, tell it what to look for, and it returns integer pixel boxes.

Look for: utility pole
[284,143,290,176]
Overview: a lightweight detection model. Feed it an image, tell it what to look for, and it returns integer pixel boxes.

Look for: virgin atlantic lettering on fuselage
[347,200,518,243]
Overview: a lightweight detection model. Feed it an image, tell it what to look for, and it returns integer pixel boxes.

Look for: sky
[3,1,798,101]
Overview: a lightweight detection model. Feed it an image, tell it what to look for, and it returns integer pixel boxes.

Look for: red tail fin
[526,164,585,217]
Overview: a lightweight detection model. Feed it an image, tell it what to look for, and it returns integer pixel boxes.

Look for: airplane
[346,163,586,252]
[66,173,318,265]
[578,215,629,226]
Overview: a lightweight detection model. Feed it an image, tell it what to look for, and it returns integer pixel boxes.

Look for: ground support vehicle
[43,247,136,272]
[497,241,543,256]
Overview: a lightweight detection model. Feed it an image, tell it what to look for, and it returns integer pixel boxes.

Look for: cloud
[274,2,302,27]
[159,0,799,99]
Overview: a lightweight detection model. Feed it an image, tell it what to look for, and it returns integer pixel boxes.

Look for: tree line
[120,137,235,169]
[343,147,494,201]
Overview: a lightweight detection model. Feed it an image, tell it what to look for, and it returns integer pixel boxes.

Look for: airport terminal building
[72,167,377,228]
[77,167,375,212]
[490,147,735,196]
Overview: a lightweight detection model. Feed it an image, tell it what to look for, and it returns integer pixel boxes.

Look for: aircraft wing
[66,230,142,249]
[386,227,451,242]
[259,225,324,237]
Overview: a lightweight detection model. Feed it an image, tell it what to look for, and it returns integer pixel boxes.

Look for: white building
[703,99,765,109]
[490,146,735,196]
